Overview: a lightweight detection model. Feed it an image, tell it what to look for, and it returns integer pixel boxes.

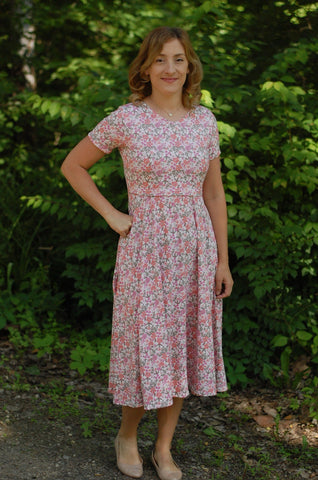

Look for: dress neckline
[140,101,193,123]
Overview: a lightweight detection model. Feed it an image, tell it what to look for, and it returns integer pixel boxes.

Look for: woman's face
[145,38,189,98]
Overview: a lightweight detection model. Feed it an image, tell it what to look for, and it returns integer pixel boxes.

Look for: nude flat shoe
[114,435,143,478]
[151,450,182,480]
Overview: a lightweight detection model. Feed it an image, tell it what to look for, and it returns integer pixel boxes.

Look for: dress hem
[108,387,228,410]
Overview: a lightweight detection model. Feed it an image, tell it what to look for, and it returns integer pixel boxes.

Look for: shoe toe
[151,450,182,480]
[115,435,143,479]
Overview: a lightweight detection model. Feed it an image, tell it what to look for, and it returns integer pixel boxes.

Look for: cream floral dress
[88,102,227,410]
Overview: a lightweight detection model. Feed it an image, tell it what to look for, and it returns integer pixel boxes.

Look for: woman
[61,26,233,480]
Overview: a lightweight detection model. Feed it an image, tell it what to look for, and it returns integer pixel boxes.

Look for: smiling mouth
[161,78,177,82]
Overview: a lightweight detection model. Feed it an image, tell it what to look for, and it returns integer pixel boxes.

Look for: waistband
[129,192,201,197]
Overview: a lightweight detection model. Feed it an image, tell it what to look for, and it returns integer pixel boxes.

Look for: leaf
[227,205,237,218]
[273,81,285,92]
[280,346,292,376]
[254,286,266,299]
[50,203,60,214]
[78,75,92,90]
[224,157,234,169]
[290,86,306,96]
[200,89,214,108]
[40,99,51,114]
[272,335,288,347]
[262,81,274,90]
[70,361,87,375]
[218,121,236,137]
[41,201,51,213]
[204,426,219,437]
[60,105,72,120]
[33,198,43,209]
[49,101,60,118]
[235,246,246,259]
[71,112,81,126]
[225,193,233,203]
[70,350,82,362]
[296,331,313,342]
[235,155,249,168]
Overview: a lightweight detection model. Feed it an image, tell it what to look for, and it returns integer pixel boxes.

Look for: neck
[149,92,184,111]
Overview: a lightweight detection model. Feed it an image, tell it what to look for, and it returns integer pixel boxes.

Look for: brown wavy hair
[129,27,203,108]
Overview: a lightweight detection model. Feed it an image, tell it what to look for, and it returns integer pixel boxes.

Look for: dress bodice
[88,102,220,197]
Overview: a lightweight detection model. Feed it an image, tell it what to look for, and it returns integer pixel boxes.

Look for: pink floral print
[88,102,227,410]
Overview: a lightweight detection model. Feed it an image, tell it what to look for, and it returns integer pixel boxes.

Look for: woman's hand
[105,209,132,237]
[215,263,234,299]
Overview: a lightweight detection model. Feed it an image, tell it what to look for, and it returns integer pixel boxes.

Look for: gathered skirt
[108,193,227,410]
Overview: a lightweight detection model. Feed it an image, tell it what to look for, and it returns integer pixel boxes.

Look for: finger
[121,225,132,238]
[216,291,227,299]
[217,282,233,299]
[215,276,223,296]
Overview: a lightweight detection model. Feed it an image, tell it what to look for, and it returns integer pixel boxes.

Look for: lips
[161,78,178,83]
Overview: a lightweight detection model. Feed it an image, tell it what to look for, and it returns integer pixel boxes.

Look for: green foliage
[70,337,111,375]
[0,0,317,417]
[188,1,318,410]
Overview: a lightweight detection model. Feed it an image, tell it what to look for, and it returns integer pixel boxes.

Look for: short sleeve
[88,106,127,154]
[208,112,221,160]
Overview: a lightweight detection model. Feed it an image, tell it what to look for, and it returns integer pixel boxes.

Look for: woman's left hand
[215,263,234,299]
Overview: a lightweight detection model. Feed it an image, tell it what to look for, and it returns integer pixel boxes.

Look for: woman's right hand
[105,209,132,237]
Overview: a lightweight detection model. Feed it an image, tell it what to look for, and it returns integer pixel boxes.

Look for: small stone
[253,415,275,428]
[297,468,310,479]
[263,405,278,417]
[95,393,106,399]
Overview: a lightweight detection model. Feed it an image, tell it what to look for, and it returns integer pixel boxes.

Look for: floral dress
[88,102,227,410]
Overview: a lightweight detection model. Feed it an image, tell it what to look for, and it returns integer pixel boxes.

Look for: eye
[176,58,184,62]
[155,58,164,63]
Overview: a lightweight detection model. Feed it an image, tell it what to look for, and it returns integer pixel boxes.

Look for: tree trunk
[18,0,36,90]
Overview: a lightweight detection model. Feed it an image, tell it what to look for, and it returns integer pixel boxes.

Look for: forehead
[158,38,186,55]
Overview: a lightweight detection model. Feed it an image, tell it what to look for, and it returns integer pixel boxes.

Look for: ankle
[118,431,138,443]
[154,443,172,457]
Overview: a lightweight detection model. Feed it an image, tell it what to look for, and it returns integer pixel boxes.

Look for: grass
[31,379,118,438]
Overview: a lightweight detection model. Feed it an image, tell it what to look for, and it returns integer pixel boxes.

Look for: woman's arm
[61,136,132,237]
[203,156,234,298]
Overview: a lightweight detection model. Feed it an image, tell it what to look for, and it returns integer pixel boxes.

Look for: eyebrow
[157,53,186,57]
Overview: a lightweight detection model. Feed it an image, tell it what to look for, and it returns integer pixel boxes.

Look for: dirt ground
[0,340,317,480]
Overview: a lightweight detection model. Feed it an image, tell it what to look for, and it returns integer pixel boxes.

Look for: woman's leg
[117,405,145,465]
[154,397,184,471]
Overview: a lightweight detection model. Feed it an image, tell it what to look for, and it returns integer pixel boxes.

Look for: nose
[164,60,176,74]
